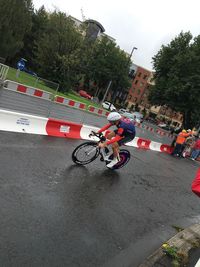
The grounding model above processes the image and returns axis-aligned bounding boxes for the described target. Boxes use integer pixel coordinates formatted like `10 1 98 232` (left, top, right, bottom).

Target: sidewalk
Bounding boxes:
138 224 200 267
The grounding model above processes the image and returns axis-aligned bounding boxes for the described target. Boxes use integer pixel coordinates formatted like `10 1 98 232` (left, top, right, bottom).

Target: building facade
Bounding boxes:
126 65 183 127
126 65 151 110
69 16 115 42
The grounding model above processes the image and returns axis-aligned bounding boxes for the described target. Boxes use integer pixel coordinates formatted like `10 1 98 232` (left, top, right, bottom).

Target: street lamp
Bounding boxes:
129 46 138 62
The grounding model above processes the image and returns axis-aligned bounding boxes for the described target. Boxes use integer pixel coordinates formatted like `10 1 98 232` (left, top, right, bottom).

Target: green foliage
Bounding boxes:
0 0 33 59
35 11 84 91
87 37 131 97
149 32 200 127
16 5 49 68
1 3 131 97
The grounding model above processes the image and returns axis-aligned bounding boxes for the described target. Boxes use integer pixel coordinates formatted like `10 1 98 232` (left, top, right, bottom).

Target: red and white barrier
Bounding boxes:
0 109 48 135
4 80 53 100
88 105 109 117
54 96 86 110
0 109 173 154
134 121 173 138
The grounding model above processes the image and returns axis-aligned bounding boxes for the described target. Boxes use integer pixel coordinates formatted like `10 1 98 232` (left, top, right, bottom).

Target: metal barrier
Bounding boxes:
88 105 109 117
3 80 53 100
0 63 9 82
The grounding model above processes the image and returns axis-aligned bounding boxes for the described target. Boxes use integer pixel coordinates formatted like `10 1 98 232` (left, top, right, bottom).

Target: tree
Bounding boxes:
87 37 131 101
16 5 49 69
0 0 33 60
149 32 200 128
35 11 84 90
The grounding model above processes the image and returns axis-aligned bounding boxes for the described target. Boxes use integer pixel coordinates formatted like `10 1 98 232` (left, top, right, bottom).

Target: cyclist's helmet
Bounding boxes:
107 112 122 122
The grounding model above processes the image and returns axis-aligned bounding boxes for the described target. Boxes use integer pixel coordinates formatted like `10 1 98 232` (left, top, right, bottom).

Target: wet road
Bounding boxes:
0 131 199 267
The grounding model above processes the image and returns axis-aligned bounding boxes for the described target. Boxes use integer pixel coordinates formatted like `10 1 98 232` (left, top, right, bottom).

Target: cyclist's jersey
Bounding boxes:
98 118 135 145
116 118 136 137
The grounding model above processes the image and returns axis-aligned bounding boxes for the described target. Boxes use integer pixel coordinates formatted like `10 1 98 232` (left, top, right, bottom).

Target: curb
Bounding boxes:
138 224 200 267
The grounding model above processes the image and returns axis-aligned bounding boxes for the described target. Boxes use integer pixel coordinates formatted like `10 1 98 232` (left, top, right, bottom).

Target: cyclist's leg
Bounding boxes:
106 131 119 157
117 133 135 146
111 142 120 158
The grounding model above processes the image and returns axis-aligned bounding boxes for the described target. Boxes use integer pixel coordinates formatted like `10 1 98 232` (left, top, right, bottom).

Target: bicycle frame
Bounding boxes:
89 131 112 162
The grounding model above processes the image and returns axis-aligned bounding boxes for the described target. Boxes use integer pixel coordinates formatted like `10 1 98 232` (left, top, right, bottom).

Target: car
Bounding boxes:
122 111 135 121
146 117 157 124
158 122 174 131
158 122 167 128
78 90 92 99
118 108 129 114
132 112 144 123
102 101 116 111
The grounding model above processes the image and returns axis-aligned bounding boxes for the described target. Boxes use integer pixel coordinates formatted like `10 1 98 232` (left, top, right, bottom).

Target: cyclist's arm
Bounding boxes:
98 123 112 133
106 135 123 145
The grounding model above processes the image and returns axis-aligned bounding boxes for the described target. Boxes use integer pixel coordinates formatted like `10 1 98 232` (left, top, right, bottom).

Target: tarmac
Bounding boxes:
138 224 200 267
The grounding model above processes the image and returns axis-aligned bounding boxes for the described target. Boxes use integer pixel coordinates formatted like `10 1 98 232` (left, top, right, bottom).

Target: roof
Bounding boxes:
85 19 105 32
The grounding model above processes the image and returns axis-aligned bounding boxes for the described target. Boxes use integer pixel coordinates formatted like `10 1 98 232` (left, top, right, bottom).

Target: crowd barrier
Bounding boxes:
88 105 109 117
0 109 173 154
134 121 173 138
0 109 48 135
2 80 175 139
54 96 86 110
3 80 53 100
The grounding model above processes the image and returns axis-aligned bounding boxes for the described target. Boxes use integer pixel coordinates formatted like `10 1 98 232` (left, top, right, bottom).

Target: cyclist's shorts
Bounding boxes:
114 130 135 146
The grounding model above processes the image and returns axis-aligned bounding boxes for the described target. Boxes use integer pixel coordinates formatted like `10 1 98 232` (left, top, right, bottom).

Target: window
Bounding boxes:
135 80 138 84
143 74 147 80
137 89 141 95
138 72 141 77
140 82 144 87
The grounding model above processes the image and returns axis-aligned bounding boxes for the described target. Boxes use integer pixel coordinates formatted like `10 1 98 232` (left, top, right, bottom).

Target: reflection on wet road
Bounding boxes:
0 131 199 267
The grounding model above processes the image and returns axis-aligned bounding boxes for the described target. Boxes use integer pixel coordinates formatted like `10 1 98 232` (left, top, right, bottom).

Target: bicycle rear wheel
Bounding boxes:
106 149 131 170
72 142 100 165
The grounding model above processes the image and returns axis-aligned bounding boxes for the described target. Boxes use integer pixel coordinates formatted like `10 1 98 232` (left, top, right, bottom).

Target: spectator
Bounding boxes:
191 168 200 197
182 134 196 158
171 129 192 157
190 137 200 160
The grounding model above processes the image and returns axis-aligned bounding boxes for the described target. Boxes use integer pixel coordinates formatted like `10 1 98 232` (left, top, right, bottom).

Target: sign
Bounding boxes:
60 125 70 133
16 118 30 126
17 59 25 71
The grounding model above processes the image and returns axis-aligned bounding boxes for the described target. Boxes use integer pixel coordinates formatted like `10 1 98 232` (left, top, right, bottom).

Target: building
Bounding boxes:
69 16 115 42
126 65 183 127
126 65 151 110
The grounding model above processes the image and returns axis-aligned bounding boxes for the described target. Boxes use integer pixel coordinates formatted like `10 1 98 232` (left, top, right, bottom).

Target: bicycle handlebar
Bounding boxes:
89 131 102 138
89 131 106 142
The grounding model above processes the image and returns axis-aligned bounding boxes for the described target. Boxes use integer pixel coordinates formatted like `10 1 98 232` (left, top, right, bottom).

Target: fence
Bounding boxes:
0 63 9 82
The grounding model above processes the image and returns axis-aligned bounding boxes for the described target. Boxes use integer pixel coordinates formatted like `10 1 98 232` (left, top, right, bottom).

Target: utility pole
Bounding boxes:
101 80 112 103
129 47 137 63
120 46 138 106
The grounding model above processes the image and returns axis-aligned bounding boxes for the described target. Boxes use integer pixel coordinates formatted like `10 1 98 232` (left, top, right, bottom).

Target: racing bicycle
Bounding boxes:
72 131 131 170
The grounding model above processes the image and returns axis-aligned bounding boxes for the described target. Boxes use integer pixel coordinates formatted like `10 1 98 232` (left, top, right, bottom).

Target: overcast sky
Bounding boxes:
32 0 200 71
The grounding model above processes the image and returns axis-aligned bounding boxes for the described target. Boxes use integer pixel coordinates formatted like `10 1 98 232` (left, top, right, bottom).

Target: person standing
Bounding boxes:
190 137 200 160
171 129 192 157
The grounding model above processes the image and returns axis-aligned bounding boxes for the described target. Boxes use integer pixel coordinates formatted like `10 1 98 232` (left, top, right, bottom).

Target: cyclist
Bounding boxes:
97 112 136 168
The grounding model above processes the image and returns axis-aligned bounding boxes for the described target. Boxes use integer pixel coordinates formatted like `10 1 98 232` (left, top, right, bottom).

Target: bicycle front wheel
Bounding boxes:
72 142 100 165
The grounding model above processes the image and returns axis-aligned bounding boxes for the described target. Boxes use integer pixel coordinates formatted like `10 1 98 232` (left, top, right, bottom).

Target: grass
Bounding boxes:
6 67 103 109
